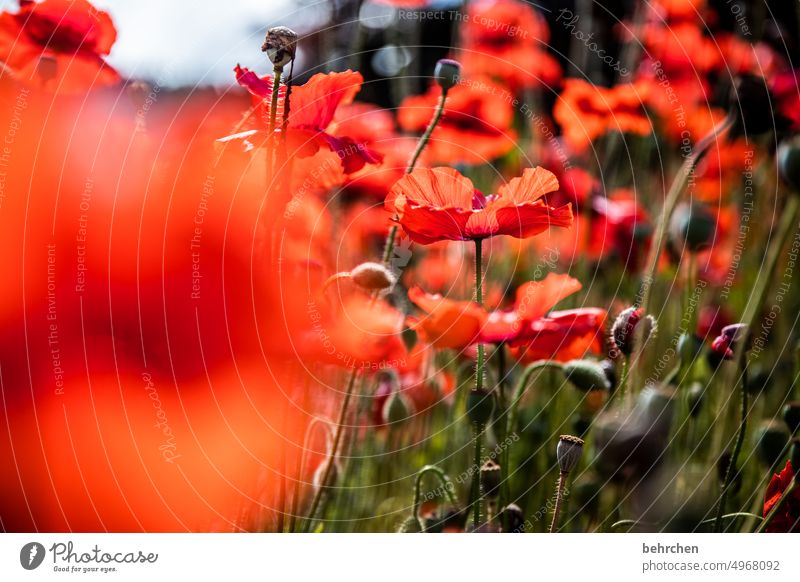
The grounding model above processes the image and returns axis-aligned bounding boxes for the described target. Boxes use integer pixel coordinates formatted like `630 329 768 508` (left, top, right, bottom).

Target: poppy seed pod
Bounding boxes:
563 359 611 392
350 261 396 291
777 135 800 192
466 388 494 426
669 202 716 253
783 402 800 435
480 459 502 500
611 307 657 356
600 358 617 391
753 420 790 468
556 434 584 474
499 503 525 532
262 26 298 68
434 58 461 91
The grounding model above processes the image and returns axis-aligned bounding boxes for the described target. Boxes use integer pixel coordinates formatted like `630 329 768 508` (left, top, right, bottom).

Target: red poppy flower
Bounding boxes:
510 308 608 362
386 166 572 244
407 287 487 351
398 77 517 164
554 79 652 152
589 190 652 272
763 460 800 532
222 66 383 173
459 0 561 91
772 69 800 131
0 0 119 91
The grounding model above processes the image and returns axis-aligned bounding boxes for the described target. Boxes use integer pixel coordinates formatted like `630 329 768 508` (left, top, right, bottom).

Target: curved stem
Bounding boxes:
413 465 458 532
302 369 359 532
756 478 799 533
549 472 568 533
265 65 284 188
713 365 749 532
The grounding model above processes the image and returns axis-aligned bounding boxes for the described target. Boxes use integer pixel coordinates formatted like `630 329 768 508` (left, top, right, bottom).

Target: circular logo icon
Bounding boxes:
20 542 46 570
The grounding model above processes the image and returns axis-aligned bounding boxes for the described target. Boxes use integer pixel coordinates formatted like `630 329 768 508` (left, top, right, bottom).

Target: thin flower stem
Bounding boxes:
713 365 749 532
755 478 799 533
549 471 568 533
413 465 458 532
266 65 284 188
381 88 450 268
302 369 359 533
469 238 485 529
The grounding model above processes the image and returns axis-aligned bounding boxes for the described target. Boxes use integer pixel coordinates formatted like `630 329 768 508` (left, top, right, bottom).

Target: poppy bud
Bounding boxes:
777 135 800 192
262 26 298 68
480 459 501 500
563 359 611 392
350 261 396 291
425 508 467 533
466 388 494 426
791 439 800 478
710 323 748 361
753 420 790 468
382 390 412 425
499 503 525 532
600 358 617 391
687 382 705 418
312 459 340 492
669 202 716 253
783 401 800 435
556 434 584 474
434 58 461 91
728 74 787 137
677 333 703 365
611 307 657 356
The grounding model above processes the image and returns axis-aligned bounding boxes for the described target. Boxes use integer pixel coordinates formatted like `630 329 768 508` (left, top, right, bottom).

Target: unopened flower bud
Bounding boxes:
687 381 705 418
563 359 611 392
677 333 703 364
791 439 800 478
556 434 584 474
777 135 800 192
611 307 657 356
262 26 298 68
466 388 494 426
669 202 716 253
783 401 800 435
600 358 617 391
434 58 461 91
753 420 789 468
382 389 412 425
350 261 396 291
480 459 501 500
312 459 340 492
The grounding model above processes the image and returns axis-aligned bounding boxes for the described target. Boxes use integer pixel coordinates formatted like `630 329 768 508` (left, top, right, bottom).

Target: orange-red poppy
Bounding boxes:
224 66 383 173
763 460 800 532
0 0 119 91
407 287 487 351
554 79 652 153
398 77 517 164
386 166 572 244
510 308 607 362
459 0 561 91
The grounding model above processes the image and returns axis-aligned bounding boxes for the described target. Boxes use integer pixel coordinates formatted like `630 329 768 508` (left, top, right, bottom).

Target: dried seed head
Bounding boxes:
434 58 461 91
563 359 611 392
611 307 657 356
480 459 501 500
556 434 584 474
262 26 298 68
350 261 396 291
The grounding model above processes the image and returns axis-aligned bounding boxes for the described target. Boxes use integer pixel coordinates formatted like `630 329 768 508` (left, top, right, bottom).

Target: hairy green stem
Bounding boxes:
469 238 485 529
549 472 568 533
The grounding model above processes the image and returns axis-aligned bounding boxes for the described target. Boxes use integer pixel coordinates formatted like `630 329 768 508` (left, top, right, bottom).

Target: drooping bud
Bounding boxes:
262 26 298 68
312 459 340 492
382 389 412 425
777 135 800 192
753 420 790 468
710 323 749 361
434 58 461 91
350 261 396 291
611 307 657 356
677 333 703 365
783 401 800 435
687 381 705 418
480 459 501 500
556 434 584 474
563 359 611 392
466 388 494 426
600 358 617 391
669 202 716 253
